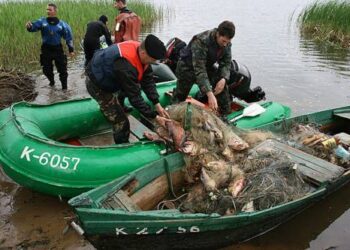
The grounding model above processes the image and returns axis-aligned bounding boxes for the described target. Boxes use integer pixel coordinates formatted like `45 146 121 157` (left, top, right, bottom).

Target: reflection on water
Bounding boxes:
1 0 350 249
146 0 350 116
222 182 350 250
300 38 350 78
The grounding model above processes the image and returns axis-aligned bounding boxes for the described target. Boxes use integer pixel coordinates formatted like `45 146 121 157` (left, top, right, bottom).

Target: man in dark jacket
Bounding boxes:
83 15 113 67
172 21 235 115
85 34 169 144
26 3 74 90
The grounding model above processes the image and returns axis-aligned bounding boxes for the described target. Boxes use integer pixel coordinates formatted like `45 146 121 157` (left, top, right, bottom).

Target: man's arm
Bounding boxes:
139 66 159 106
102 24 113 46
62 22 74 54
218 44 232 81
114 60 158 119
26 17 44 32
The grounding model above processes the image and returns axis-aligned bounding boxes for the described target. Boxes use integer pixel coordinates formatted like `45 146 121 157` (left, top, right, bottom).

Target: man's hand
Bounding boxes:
155 103 170 118
155 115 171 128
213 78 226 95
69 52 75 58
26 21 32 29
207 91 218 111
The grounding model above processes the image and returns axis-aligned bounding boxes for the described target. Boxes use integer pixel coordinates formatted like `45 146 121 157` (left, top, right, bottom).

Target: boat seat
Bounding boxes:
333 109 350 121
101 190 140 212
254 139 345 186
128 114 153 141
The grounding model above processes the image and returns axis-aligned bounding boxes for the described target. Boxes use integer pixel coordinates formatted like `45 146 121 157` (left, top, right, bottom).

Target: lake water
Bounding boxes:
1 0 350 249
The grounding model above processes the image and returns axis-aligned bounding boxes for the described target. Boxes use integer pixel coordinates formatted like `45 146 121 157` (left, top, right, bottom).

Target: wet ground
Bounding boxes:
0 59 95 250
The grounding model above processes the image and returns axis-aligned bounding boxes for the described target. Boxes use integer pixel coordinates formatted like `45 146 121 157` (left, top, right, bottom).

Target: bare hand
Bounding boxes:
155 103 170 118
155 115 171 128
207 91 218 111
213 78 226 95
26 21 32 29
69 52 75 58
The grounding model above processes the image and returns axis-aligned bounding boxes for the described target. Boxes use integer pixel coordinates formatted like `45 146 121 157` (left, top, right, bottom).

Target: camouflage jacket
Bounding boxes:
180 28 232 93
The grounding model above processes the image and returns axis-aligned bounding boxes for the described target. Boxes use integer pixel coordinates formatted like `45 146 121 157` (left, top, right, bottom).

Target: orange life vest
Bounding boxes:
115 12 142 43
118 41 146 81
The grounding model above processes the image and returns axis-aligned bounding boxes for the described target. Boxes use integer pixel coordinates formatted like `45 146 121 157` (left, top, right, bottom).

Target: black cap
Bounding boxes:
144 34 166 60
99 15 108 24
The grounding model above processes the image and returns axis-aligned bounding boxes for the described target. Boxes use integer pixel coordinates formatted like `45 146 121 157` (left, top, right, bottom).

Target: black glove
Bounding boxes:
243 86 266 103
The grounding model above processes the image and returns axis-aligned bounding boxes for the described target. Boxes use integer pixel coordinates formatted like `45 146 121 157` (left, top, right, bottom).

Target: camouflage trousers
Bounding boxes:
172 61 231 115
85 76 130 144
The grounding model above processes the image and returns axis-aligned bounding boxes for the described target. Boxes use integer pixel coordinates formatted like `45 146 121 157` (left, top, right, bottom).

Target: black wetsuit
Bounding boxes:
83 21 112 66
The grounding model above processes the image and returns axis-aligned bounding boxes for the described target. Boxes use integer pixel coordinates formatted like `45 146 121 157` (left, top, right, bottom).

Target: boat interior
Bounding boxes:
97 139 347 213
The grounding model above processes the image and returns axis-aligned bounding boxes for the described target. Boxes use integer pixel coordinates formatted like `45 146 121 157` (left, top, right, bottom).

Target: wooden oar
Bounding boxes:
229 103 266 122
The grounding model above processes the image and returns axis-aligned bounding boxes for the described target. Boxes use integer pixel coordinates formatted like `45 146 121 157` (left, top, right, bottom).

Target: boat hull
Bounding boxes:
68 106 350 249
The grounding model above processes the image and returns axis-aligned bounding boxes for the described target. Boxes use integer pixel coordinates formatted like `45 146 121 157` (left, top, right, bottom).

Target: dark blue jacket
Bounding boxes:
27 17 74 52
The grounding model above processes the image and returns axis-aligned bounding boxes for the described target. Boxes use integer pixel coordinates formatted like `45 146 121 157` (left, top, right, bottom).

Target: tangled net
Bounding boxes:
154 103 312 215
0 68 37 110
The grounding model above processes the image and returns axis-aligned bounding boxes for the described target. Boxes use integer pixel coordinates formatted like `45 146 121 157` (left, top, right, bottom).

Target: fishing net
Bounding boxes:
235 157 310 211
0 68 37 110
154 104 315 215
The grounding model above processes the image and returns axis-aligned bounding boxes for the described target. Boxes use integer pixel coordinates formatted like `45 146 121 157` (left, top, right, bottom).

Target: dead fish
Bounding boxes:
165 120 186 150
204 161 231 189
228 177 245 197
181 141 208 156
222 147 235 161
143 131 166 143
154 120 186 151
200 168 217 192
241 201 254 212
227 136 249 151
203 120 223 141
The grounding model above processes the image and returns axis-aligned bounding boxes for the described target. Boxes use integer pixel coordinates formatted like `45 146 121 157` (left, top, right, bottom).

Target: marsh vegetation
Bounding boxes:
0 0 164 71
299 1 350 48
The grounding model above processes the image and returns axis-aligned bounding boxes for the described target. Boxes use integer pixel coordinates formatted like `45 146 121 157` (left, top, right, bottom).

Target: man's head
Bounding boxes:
99 15 108 25
139 34 166 65
216 20 235 48
46 3 57 17
114 0 126 10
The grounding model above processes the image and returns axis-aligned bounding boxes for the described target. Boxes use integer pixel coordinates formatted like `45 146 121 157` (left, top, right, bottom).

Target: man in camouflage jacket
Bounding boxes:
172 21 235 115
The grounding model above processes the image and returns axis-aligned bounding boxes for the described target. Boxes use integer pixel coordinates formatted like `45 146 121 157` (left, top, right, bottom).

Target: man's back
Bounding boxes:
84 21 110 44
114 7 141 43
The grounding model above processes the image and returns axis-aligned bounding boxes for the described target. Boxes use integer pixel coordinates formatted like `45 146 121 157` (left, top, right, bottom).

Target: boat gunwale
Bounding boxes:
8 98 164 149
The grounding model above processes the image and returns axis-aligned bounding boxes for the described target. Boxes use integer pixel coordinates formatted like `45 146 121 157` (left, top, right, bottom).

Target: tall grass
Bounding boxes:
0 0 163 71
298 1 350 47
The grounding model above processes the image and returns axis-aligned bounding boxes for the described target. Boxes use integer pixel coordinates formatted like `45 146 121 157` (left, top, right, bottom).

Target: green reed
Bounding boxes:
0 0 163 71
298 1 350 47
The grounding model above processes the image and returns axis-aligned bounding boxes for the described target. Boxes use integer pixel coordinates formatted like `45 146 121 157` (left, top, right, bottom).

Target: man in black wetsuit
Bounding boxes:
83 15 113 67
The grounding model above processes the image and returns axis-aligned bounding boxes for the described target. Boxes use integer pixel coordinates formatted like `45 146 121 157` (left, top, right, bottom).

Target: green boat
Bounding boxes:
68 105 350 250
0 79 290 198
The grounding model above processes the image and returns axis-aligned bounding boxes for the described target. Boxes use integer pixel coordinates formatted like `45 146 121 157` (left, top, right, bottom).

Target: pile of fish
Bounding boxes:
144 103 249 214
144 103 308 215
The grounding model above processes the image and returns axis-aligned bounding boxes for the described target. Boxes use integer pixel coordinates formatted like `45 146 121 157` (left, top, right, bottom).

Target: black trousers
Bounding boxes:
40 44 68 89
83 40 99 67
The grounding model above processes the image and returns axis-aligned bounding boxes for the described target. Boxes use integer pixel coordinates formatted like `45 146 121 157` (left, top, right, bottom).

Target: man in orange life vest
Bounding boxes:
113 0 141 43
85 34 170 144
